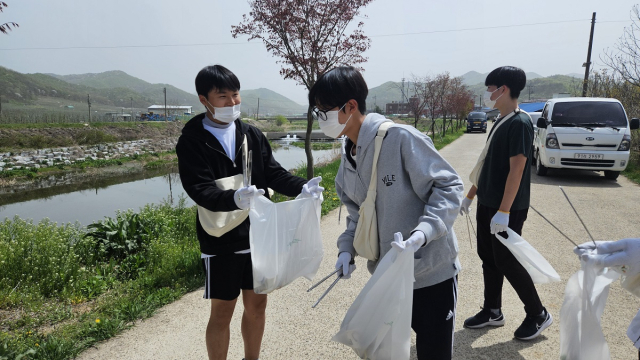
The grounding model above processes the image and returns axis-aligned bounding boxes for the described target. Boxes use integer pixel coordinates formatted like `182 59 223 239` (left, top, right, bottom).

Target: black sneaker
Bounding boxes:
463 308 505 329
514 308 553 340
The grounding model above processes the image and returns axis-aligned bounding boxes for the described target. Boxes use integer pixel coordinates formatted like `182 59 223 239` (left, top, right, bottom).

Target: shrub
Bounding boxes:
73 129 116 145
274 115 288 127
85 211 159 262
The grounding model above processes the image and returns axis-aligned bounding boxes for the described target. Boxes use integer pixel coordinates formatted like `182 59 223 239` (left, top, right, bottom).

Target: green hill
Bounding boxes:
0 67 307 117
461 71 543 87
366 81 407 111
0 66 152 109
467 74 582 102
239 88 306 117
49 71 202 108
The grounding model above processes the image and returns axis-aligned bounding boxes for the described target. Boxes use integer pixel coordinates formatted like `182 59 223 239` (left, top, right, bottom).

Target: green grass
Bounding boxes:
623 159 640 184
0 121 181 130
432 126 467 150
289 141 340 151
0 123 466 359
0 200 202 359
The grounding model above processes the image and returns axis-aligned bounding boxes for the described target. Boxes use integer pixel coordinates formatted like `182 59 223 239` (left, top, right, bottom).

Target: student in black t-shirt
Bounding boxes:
458 66 552 341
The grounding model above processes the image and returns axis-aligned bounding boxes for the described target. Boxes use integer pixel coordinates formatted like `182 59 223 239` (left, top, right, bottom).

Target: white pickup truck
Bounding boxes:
533 97 639 180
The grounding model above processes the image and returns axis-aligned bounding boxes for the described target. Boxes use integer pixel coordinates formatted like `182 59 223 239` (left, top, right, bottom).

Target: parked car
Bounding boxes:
466 112 487 133
533 97 640 180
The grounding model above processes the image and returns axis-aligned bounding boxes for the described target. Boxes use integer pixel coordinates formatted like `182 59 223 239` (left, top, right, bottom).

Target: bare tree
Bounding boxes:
231 0 373 179
0 2 19 34
602 5 640 87
407 74 428 128
434 73 451 138
443 77 472 133
423 75 441 137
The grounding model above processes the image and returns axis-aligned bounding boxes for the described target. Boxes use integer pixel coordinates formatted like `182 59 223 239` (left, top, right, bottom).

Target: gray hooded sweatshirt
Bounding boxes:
336 113 464 289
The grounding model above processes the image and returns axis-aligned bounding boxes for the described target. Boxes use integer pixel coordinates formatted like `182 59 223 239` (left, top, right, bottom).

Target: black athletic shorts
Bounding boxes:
201 253 254 301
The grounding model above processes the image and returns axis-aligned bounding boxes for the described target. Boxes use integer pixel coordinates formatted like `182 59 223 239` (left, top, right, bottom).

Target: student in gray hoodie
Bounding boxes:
308 66 464 359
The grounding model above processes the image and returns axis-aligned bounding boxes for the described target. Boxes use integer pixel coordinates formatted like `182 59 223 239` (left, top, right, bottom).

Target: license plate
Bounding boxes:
474 122 480 124
574 153 604 160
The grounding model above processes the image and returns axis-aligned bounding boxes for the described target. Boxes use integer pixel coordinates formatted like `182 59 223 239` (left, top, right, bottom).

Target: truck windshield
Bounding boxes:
468 114 486 120
551 102 627 127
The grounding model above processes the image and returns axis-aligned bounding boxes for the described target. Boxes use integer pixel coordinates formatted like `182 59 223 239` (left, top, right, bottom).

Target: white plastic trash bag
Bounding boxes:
559 255 620 360
495 228 560 284
333 248 414 360
249 194 323 294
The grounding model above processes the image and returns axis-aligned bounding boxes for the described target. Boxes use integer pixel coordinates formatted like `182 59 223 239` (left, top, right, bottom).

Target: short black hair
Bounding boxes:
308 66 368 114
195 65 241 97
484 66 526 99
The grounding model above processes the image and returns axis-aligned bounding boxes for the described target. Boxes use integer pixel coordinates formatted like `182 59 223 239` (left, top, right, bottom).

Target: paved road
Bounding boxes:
78 125 640 359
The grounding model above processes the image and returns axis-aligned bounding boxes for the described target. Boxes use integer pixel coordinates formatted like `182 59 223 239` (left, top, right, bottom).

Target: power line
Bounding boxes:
370 19 591 37
0 19 630 51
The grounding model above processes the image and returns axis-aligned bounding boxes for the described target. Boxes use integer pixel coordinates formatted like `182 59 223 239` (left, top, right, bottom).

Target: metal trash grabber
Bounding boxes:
559 186 597 249
307 260 354 308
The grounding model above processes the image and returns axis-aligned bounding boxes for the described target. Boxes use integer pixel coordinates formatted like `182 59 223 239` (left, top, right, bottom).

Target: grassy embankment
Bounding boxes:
0 125 465 360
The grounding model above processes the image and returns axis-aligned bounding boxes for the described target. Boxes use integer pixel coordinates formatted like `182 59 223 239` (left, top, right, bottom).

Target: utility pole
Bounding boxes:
163 87 168 121
130 97 133 121
87 94 92 122
582 12 596 97
0 94 3 117
256 98 260 120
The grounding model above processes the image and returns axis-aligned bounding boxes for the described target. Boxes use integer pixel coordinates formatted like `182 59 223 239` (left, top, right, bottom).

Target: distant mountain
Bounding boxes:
467 74 582 102
239 88 306 117
49 70 201 108
1 67 306 116
0 66 153 109
366 73 582 110
565 73 584 79
460 71 543 86
366 81 405 111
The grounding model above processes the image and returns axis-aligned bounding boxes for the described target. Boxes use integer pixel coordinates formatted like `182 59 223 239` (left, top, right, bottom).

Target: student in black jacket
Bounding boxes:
176 65 323 360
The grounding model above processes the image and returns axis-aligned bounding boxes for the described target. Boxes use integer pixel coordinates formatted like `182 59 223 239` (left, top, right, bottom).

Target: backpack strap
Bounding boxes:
367 121 393 194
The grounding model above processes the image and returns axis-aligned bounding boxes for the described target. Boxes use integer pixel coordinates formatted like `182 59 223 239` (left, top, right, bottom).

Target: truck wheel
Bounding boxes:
604 170 620 180
536 153 548 176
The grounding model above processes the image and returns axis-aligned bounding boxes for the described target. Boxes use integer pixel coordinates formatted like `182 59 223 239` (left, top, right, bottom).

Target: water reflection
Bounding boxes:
0 167 192 226
0 143 341 225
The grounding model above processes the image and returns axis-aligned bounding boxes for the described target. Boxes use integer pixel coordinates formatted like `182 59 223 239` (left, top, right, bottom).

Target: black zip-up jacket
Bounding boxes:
176 113 306 255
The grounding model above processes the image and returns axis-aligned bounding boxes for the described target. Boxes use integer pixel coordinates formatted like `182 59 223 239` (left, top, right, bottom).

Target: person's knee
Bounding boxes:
243 292 267 315
209 299 237 326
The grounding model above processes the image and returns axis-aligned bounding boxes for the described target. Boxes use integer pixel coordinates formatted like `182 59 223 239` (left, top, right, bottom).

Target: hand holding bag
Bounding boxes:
332 248 414 360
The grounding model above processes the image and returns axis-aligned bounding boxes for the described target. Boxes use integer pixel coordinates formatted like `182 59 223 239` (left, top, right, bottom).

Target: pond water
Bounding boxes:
0 142 340 225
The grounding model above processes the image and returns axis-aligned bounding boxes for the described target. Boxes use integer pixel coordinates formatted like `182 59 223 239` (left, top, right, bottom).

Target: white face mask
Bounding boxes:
483 87 504 109
317 103 352 138
206 100 241 123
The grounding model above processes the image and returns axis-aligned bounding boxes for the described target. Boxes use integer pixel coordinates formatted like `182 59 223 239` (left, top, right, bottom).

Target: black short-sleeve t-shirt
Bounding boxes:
477 111 534 211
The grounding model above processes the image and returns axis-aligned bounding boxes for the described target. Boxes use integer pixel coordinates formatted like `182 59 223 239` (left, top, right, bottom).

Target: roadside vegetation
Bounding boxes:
0 118 465 360
0 150 178 184
0 121 182 151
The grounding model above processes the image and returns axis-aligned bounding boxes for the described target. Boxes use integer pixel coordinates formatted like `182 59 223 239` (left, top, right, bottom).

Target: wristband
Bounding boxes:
497 210 510 214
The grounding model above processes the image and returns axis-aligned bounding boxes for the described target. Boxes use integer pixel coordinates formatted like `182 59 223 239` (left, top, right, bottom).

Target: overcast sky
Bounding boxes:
1 0 638 104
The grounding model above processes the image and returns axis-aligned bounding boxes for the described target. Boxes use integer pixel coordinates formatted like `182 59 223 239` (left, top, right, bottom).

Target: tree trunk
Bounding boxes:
305 105 315 180
431 118 435 137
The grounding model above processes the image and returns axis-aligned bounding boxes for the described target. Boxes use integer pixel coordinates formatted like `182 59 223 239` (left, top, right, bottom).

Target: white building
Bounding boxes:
147 105 193 115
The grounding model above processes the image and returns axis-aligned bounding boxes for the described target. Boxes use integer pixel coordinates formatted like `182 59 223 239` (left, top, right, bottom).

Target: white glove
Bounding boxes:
578 238 640 277
490 211 509 234
391 231 426 253
300 176 324 199
459 196 473 215
335 252 356 279
234 185 265 210
572 241 609 256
